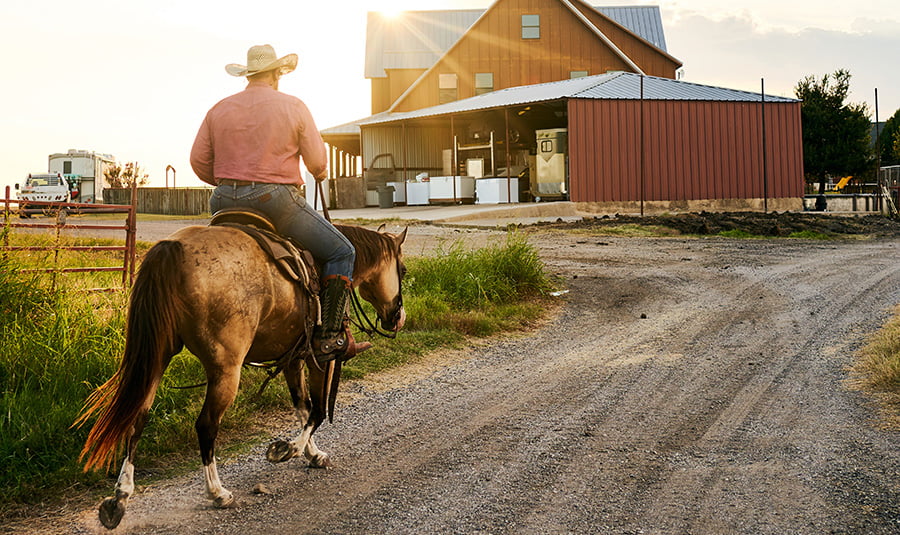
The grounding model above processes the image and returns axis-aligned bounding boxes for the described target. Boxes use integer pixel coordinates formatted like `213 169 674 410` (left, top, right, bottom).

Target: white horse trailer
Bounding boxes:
48 149 115 203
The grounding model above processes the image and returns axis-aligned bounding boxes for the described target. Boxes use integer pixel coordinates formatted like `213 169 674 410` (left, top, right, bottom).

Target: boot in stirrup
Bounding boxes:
313 275 372 364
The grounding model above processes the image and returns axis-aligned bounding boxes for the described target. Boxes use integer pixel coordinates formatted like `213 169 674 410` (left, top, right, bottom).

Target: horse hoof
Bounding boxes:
98 497 126 530
266 440 296 463
213 492 236 509
308 454 332 469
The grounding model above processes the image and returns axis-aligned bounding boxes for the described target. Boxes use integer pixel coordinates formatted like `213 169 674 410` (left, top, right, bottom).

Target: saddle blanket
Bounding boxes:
217 222 320 295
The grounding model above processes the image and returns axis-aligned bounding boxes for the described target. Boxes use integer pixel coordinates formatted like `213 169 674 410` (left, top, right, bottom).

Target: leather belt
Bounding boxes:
217 178 257 187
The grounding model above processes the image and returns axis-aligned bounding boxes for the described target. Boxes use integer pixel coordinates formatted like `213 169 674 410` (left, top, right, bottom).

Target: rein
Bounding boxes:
349 289 399 339
314 178 331 222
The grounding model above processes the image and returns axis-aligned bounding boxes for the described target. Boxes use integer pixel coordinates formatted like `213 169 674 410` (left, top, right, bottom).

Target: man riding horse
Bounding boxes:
77 45 406 529
190 44 369 364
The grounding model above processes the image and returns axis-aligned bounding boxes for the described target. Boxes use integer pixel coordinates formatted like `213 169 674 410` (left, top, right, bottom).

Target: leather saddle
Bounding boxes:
210 208 319 294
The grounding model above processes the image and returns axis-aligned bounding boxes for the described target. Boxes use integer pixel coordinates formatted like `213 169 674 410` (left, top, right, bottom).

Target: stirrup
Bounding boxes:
313 327 372 365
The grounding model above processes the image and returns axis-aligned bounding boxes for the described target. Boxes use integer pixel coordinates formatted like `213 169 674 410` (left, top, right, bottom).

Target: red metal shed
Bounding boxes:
568 75 803 211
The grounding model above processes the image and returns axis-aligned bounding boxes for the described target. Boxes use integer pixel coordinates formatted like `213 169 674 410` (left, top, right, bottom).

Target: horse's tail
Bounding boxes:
75 240 186 472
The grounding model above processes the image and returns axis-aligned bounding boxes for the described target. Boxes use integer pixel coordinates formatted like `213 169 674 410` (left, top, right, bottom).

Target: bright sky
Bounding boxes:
1 0 897 193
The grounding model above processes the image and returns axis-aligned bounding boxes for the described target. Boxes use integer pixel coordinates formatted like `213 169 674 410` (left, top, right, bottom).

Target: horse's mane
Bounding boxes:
334 225 397 268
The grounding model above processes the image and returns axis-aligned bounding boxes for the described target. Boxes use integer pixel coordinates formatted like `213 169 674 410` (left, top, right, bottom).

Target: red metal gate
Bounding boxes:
2 184 137 291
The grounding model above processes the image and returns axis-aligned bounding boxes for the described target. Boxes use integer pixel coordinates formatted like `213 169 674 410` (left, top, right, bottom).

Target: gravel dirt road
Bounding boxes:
21 217 900 534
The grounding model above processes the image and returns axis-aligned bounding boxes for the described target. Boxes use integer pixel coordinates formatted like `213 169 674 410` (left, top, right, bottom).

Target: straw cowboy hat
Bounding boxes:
225 44 297 77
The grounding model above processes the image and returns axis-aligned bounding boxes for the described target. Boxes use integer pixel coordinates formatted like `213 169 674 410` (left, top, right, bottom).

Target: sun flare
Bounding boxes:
380 8 405 19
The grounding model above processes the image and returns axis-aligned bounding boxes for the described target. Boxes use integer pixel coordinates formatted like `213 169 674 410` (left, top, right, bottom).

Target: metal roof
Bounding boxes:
321 115 389 136
365 9 484 79
365 5 669 79
353 72 798 128
596 6 666 51
574 72 799 102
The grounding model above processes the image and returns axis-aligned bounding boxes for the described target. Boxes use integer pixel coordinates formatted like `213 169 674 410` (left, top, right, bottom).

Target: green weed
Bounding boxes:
567 224 681 238
717 229 762 239
787 230 833 240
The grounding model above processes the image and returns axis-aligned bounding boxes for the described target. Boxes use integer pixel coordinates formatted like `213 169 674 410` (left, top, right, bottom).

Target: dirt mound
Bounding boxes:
544 212 900 238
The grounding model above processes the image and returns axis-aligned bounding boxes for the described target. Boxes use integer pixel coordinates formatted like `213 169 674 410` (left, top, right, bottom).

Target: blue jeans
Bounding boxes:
210 183 355 279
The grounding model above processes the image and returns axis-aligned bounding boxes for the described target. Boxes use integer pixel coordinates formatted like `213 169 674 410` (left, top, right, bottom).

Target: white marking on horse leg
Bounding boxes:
288 425 314 458
99 458 134 529
114 458 135 501
202 460 234 508
266 424 314 463
304 436 330 467
304 436 321 458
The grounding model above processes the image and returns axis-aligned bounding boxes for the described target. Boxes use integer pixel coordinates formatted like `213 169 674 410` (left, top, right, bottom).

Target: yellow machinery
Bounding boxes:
834 176 853 191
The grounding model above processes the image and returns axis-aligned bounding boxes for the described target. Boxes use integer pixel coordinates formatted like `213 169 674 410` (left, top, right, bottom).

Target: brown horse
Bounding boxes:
76 222 407 529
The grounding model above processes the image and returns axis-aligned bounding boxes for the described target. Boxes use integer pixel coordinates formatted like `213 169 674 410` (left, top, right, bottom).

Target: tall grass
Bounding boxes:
0 229 555 511
848 305 900 429
401 232 552 329
0 253 287 511
0 255 124 501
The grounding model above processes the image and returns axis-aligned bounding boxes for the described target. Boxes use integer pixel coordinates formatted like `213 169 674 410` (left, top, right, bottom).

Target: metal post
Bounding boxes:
505 107 512 203
640 75 645 217
451 115 458 203
451 115 456 178
52 208 63 291
165 165 176 189
3 185 9 255
875 88 882 213
402 122 408 205
125 180 138 287
761 78 768 213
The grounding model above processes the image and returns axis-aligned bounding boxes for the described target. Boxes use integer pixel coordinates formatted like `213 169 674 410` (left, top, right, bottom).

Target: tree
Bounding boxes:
875 108 900 167
105 162 150 188
794 69 873 209
895 133 900 163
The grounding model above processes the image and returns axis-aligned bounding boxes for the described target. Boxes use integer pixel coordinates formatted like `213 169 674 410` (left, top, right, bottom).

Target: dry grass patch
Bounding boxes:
848 304 900 429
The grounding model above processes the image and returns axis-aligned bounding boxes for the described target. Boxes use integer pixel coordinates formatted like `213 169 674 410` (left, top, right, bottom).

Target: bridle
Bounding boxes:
348 257 403 339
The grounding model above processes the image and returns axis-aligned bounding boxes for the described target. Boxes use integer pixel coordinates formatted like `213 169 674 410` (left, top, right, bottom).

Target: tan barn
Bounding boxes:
322 1 804 213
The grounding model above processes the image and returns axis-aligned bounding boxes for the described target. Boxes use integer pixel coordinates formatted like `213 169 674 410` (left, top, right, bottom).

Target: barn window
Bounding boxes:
475 73 494 95
570 71 589 79
439 73 458 104
522 14 540 39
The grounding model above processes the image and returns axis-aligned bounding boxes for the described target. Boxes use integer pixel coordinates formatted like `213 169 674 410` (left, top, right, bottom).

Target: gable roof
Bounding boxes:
356 72 798 127
386 0 683 114
365 10 485 79
365 5 670 79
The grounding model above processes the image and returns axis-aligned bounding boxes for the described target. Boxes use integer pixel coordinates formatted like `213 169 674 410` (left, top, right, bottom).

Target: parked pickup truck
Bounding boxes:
15 173 80 216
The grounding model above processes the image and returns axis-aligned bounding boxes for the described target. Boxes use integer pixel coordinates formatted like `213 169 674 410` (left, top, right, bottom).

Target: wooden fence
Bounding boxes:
105 187 212 215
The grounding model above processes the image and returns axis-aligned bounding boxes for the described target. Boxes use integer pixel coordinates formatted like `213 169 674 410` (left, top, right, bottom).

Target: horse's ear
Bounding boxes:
395 227 408 246
377 223 387 233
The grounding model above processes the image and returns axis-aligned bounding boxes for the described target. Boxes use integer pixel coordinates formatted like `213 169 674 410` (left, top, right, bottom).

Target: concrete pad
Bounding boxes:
327 201 585 227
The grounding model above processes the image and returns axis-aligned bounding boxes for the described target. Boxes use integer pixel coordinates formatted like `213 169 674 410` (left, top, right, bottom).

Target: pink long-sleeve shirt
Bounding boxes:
190 81 328 187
